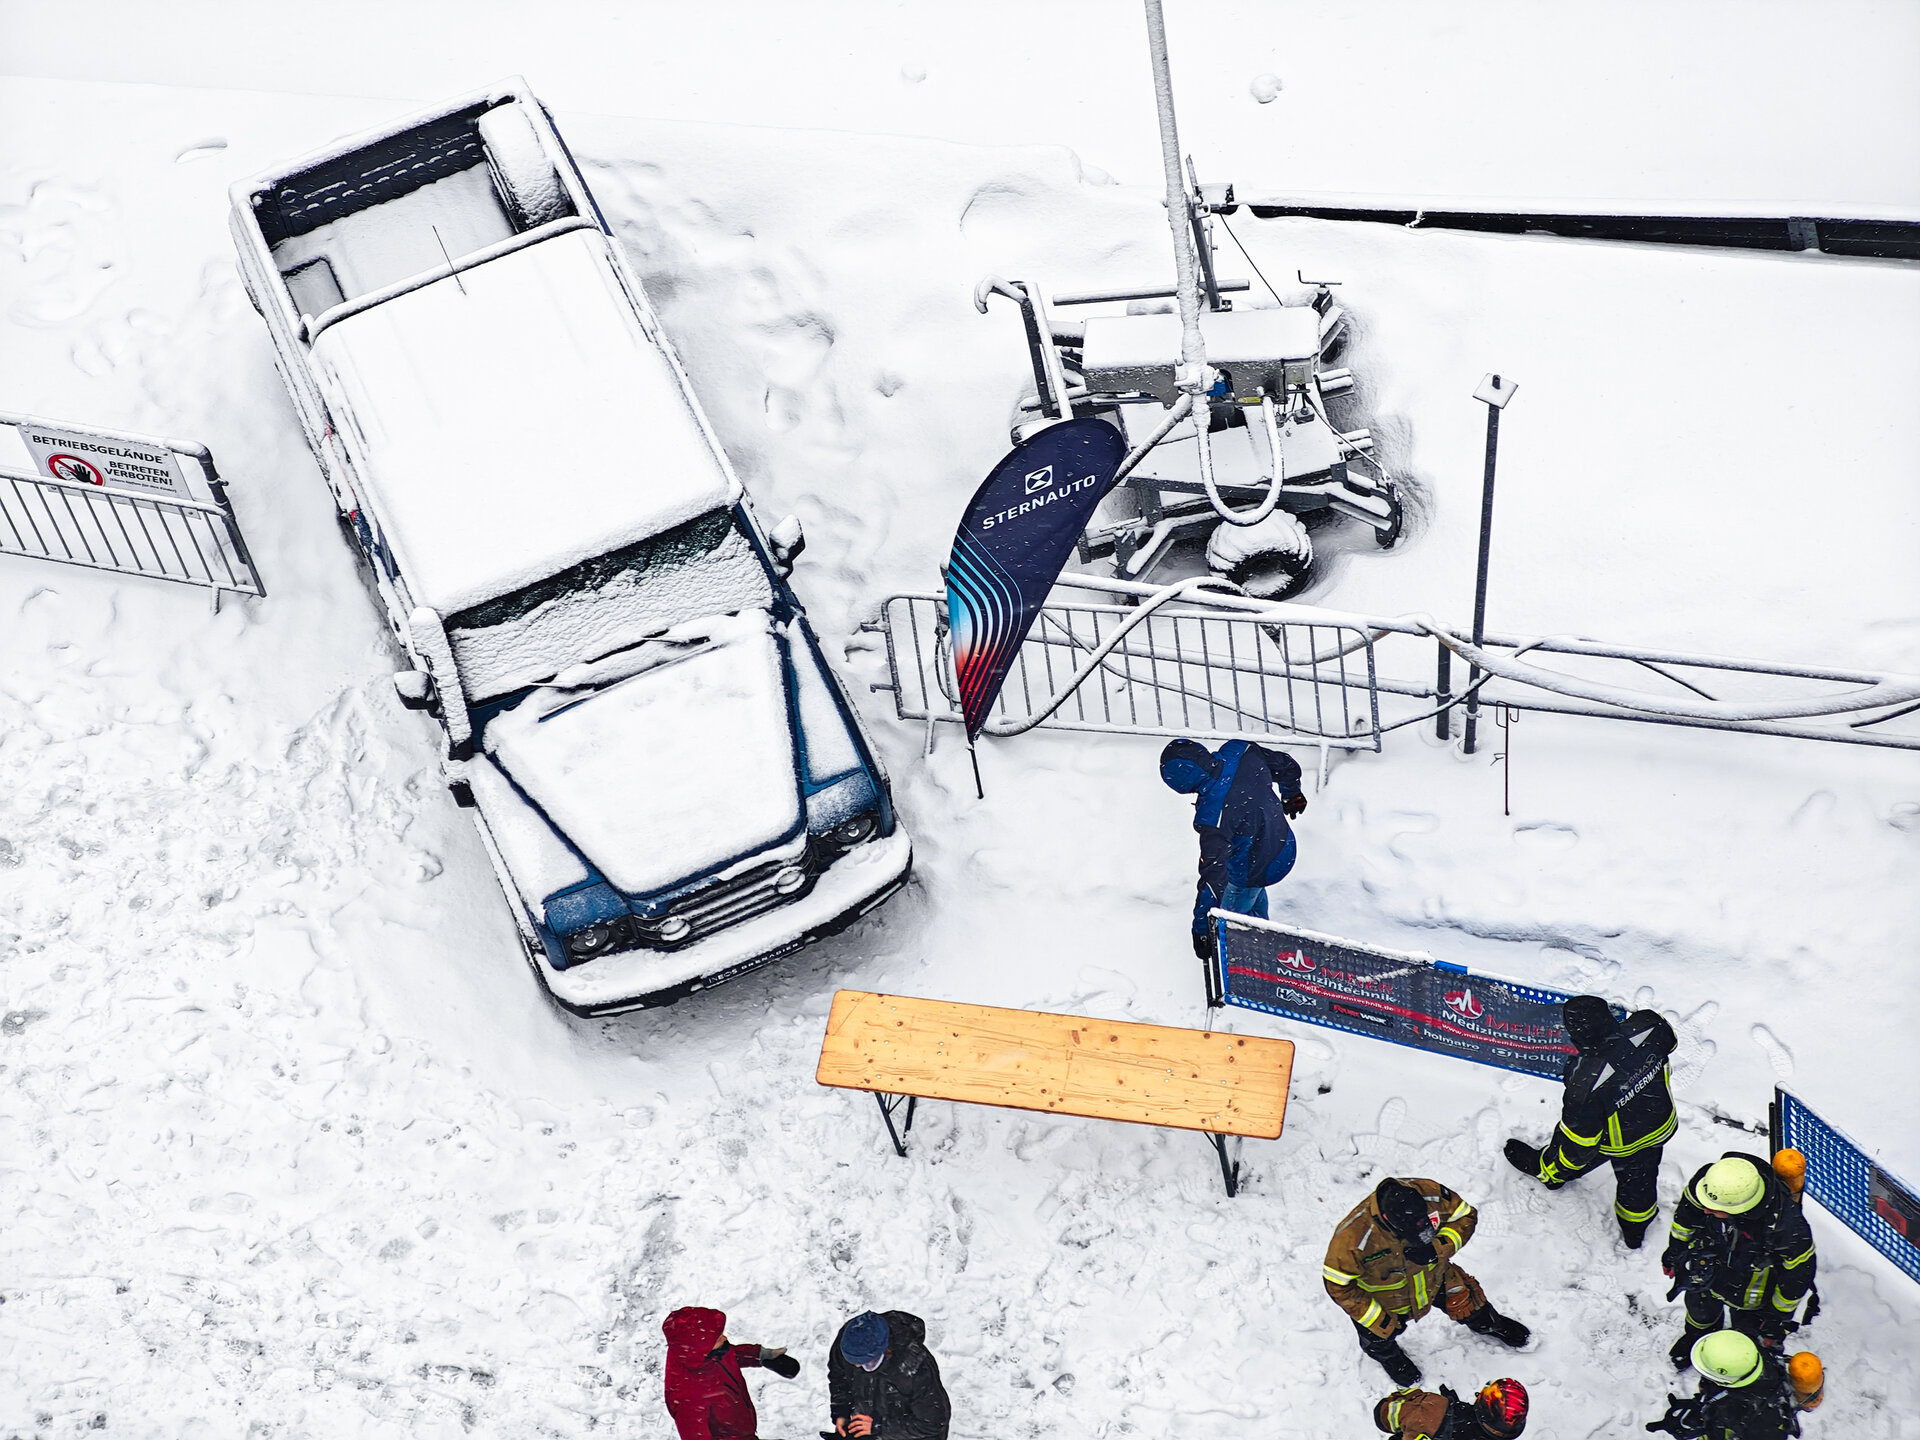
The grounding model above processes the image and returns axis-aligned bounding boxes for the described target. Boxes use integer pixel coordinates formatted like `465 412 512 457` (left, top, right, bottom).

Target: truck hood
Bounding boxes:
483 611 804 897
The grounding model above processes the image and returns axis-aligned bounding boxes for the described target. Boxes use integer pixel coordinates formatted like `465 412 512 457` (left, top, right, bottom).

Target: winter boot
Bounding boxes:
1669 1331 1697 1370
1465 1304 1531 1349
1619 1215 1652 1251
1503 1139 1543 1179
1356 1323 1422 1386
1376 1342 1422 1387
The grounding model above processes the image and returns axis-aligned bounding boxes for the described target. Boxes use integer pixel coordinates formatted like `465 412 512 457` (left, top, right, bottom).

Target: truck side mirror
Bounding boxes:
394 669 436 710
769 514 806 575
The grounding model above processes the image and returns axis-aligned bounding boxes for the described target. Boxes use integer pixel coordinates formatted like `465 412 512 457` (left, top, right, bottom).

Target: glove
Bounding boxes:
1404 1238 1438 1265
761 1346 800 1379
1191 931 1214 961
1645 1395 1705 1438
1283 793 1307 819
1659 1243 1683 1277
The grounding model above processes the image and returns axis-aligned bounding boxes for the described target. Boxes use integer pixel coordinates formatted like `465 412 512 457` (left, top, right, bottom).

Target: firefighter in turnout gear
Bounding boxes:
1662 1154 1818 1369
1324 1177 1532 1386
1375 1378 1529 1440
1645 1330 1822 1440
1504 995 1678 1248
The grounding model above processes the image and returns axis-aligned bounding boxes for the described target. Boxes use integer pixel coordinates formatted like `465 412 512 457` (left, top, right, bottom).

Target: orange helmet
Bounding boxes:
1475 1379 1529 1438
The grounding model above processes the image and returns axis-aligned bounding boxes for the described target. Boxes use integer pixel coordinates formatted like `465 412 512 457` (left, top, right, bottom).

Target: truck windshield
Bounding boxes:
446 509 774 702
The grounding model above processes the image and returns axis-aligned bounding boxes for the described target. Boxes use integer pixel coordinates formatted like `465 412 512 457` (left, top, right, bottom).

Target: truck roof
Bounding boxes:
310 226 741 615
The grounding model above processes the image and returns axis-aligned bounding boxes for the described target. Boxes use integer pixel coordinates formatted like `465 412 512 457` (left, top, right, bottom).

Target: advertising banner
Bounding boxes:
20 422 188 499
1775 1086 1920 1286
944 417 1126 739
1214 913 1581 1080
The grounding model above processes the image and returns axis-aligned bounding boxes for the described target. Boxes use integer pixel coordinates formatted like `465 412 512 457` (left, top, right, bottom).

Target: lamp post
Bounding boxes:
1463 372 1517 755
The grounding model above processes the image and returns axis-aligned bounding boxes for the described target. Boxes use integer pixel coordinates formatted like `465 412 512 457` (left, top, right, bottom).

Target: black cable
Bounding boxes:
1216 213 1287 305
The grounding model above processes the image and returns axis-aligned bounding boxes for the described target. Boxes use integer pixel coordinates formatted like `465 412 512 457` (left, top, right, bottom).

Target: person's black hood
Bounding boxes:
1562 995 1618 1051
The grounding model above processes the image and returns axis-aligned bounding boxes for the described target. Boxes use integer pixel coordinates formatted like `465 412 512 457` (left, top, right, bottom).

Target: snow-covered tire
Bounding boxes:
1375 483 1405 548
1205 511 1313 599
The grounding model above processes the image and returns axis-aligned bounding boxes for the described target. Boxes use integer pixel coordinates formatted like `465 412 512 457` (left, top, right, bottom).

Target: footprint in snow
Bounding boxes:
175 138 228 163
1376 1096 1407 1137
1512 821 1578 850
1750 1024 1795 1078
1669 1002 1718 1091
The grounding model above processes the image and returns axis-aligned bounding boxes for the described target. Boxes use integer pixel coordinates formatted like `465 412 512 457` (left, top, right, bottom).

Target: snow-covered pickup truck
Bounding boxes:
230 81 909 1015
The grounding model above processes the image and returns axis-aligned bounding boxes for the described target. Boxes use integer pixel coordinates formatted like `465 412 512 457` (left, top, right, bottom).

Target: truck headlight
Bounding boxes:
565 921 621 958
826 813 877 849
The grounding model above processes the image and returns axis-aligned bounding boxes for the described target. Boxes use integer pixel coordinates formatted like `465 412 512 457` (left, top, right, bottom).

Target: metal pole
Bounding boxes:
1142 0 1208 390
1463 401 1501 755
1435 640 1452 740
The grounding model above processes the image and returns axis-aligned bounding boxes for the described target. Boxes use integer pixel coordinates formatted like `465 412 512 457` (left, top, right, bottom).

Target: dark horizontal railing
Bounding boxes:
1244 202 1920 261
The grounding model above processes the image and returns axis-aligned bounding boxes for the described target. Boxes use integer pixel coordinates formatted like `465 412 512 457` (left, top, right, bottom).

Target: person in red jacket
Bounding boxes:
663 1305 801 1440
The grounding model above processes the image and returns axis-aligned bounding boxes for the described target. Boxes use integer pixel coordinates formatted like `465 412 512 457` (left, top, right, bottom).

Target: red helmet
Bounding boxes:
1475 1379 1528 1438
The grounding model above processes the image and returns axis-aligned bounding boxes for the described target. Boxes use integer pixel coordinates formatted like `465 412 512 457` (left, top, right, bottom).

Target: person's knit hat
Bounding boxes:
839 1311 890 1369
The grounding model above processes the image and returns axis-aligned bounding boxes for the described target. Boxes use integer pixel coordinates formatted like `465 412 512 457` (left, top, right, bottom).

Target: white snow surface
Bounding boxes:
311 226 740 615
485 612 802 898
2 26 1919 1440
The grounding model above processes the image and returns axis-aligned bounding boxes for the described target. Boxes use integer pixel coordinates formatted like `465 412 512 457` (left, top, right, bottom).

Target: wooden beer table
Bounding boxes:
814 990 1293 1195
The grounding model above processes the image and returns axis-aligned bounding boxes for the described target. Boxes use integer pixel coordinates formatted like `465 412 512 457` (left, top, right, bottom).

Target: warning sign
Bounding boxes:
21 424 187 498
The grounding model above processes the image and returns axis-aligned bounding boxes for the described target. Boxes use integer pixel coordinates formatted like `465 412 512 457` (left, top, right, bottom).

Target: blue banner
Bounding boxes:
1213 913 1583 1080
945 418 1126 739
1775 1086 1920 1287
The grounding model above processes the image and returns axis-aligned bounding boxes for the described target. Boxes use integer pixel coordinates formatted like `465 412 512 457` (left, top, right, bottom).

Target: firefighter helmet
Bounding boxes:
1695 1157 1765 1214
1692 1330 1765 1388
1474 1378 1529 1437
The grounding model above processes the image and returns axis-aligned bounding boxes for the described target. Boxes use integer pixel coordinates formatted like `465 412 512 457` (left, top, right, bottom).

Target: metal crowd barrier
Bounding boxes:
1774 1086 1920 1287
0 414 263 607
867 590 1383 756
870 574 1920 757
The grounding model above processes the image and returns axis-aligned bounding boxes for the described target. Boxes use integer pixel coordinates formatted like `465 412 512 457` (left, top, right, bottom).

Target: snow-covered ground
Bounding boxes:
3 9 1919 1437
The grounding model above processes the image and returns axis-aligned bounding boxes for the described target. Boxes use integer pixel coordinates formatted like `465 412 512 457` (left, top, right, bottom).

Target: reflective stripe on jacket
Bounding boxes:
1545 1009 1678 1180
1373 1387 1453 1439
1668 1153 1817 1314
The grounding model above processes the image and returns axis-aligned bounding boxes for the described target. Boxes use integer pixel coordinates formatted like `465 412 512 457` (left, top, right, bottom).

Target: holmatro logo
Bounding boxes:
1443 988 1484 1019
1024 465 1054 494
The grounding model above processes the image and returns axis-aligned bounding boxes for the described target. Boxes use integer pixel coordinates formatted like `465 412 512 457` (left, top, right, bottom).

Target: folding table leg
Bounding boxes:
1208 1133 1240 1197
875 1092 917 1157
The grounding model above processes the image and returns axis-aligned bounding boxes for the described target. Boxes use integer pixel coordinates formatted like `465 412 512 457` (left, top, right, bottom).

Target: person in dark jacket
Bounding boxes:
663 1305 800 1440
1504 996 1679 1248
1661 1154 1818 1369
828 1310 950 1440
1645 1330 1814 1440
1160 738 1306 959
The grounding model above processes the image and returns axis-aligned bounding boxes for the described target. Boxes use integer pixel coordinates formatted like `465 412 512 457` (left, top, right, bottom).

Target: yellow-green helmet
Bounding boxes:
1692 1330 1765 1387
1695 1157 1766 1214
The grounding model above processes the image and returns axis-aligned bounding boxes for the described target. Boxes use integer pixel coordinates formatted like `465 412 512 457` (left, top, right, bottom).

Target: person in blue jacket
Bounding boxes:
1160 738 1307 958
